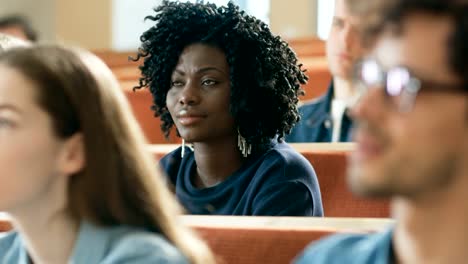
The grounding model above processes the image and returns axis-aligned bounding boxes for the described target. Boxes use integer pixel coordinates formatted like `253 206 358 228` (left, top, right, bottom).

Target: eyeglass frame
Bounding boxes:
352 58 466 113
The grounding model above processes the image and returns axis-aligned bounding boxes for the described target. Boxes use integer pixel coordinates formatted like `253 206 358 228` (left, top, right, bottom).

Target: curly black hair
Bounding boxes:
133 0 308 149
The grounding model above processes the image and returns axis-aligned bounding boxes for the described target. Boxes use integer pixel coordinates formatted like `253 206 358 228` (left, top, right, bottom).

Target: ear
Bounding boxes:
58 133 86 176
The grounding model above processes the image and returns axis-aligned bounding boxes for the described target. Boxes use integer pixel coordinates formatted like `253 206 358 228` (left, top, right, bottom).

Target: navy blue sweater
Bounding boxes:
160 141 323 216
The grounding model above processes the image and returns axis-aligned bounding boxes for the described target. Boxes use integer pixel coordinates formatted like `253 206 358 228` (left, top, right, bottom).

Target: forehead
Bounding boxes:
373 13 459 83
176 43 228 68
0 65 37 107
334 0 359 22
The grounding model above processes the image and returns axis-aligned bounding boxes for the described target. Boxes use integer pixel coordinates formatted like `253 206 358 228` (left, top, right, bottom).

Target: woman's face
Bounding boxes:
0 65 75 214
166 43 236 143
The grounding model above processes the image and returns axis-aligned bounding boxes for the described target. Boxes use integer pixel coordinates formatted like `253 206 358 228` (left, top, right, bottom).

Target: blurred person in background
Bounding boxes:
0 15 37 42
287 0 366 143
0 33 29 51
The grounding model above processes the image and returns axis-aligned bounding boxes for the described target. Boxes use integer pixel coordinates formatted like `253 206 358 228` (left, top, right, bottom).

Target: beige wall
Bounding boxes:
270 0 317 39
1 0 319 50
56 0 112 50
0 0 111 49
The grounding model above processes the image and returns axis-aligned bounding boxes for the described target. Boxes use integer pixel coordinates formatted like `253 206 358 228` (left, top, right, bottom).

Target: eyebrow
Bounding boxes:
0 104 23 114
397 64 444 84
332 16 344 22
174 67 227 76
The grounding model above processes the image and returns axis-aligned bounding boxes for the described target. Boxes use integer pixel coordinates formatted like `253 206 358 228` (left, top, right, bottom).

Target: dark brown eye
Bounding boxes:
202 79 217 86
171 81 184 88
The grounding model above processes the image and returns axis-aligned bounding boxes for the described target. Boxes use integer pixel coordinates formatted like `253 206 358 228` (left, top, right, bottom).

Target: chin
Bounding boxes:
180 134 204 144
332 70 351 81
347 160 394 198
178 131 198 143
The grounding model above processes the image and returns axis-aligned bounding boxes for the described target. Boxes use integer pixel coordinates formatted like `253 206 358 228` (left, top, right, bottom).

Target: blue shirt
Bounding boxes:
0 220 188 264
294 227 395 264
160 141 323 216
286 82 353 143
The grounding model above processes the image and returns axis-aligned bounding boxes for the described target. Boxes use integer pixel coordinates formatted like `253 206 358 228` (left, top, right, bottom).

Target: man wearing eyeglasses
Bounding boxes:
286 0 365 143
295 0 468 263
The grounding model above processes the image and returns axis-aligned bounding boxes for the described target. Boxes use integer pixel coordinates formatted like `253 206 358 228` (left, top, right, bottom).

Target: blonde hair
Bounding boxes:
0 45 216 264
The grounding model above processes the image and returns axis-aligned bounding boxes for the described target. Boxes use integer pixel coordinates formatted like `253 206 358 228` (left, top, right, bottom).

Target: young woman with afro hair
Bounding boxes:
134 0 323 216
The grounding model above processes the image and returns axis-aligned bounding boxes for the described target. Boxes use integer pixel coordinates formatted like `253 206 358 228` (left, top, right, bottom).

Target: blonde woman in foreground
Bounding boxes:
0 45 215 264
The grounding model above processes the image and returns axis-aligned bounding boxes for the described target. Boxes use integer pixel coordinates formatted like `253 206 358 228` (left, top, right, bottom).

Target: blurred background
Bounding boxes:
0 0 335 51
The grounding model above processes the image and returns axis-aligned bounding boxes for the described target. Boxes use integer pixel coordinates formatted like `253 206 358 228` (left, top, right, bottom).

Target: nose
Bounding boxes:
349 85 386 123
342 24 357 51
179 82 200 106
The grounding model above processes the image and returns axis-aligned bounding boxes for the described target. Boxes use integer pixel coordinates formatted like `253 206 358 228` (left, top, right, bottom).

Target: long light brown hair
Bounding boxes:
0 45 215 264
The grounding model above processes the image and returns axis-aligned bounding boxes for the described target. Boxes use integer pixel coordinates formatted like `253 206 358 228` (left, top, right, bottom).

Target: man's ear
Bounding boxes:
58 133 86 176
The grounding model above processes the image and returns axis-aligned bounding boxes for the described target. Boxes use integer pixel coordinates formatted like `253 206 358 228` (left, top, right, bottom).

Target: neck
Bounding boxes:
9 177 78 264
392 161 468 264
193 135 244 188
333 77 355 100
13 213 78 264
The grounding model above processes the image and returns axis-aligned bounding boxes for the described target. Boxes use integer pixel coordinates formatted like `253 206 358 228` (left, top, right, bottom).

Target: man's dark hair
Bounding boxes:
367 0 468 88
133 1 307 149
0 15 37 42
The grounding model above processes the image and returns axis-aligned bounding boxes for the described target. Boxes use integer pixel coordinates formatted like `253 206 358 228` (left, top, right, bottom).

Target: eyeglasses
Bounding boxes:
353 59 466 112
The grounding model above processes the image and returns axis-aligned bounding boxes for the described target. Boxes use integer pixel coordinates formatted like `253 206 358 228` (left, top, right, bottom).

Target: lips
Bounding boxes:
176 109 206 126
178 116 205 125
338 53 352 61
354 129 384 162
